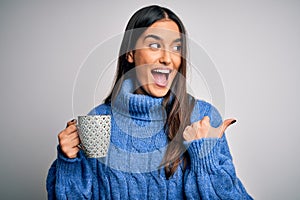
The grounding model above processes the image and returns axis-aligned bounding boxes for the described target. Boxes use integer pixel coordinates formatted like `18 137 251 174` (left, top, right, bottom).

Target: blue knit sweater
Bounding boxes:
46 79 253 199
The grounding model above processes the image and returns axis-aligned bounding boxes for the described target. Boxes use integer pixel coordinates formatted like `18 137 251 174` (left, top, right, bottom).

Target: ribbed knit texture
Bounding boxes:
46 79 253 200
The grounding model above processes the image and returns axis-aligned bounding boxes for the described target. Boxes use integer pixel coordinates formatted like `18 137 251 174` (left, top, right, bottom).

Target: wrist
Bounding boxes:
57 145 82 163
184 138 220 173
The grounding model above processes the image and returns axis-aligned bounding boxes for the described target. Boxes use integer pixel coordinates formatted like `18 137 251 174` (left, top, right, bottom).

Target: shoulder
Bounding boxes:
88 103 111 115
191 99 223 128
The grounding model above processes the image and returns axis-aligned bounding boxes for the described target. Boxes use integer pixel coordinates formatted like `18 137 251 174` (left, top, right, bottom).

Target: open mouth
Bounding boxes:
151 68 172 87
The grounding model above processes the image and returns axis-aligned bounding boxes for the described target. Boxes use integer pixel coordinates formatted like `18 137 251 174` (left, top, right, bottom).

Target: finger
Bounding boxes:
183 126 195 141
183 126 191 141
61 131 80 146
200 116 210 127
69 136 81 147
219 118 236 138
60 136 80 153
68 131 80 141
65 146 80 158
198 117 210 138
191 121 200 132
65 124 78 134
66 119 77 128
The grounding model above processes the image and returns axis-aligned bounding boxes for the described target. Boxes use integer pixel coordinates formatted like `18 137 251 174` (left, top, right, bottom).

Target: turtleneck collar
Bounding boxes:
111 79 167 121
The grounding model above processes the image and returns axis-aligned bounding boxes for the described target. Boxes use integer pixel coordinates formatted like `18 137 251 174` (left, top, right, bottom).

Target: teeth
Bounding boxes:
152 69 171 74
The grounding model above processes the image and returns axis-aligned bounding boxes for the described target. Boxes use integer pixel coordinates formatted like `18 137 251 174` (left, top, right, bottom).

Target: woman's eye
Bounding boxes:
149 43 160 49
173 45 182 52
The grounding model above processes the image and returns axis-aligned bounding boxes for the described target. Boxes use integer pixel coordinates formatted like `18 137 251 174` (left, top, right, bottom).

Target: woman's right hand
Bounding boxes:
58 119 81 158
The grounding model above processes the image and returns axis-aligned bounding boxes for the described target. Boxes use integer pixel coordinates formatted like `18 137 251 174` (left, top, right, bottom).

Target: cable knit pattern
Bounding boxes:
46 79 253 199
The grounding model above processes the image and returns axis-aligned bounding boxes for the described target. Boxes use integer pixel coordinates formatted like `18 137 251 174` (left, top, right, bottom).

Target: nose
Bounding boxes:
159 49 171 66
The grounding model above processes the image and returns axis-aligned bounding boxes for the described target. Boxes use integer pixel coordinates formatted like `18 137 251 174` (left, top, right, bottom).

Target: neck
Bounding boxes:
134 86 147 95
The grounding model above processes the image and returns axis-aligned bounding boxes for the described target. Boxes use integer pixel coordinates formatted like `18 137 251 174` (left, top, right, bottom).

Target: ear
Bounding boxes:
126 51 134 63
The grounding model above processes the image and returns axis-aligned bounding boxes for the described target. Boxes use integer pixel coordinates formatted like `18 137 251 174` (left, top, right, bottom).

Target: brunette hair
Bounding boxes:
104 5 195 179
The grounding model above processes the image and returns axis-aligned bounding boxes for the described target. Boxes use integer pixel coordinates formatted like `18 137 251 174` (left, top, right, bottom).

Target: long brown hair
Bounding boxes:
104 5 195 179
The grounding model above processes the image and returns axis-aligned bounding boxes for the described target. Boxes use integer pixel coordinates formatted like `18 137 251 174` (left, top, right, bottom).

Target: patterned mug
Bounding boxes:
77 115 111 158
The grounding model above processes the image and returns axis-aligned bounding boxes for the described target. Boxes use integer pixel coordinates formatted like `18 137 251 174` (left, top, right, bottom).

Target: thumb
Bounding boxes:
218 119 236 138
66 119 77 128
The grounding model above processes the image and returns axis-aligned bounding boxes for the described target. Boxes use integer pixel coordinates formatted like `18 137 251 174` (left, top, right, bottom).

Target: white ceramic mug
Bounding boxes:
77 115 111 158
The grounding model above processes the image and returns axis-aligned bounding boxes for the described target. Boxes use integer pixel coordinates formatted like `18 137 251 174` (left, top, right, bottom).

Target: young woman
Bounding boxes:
47 5 253 199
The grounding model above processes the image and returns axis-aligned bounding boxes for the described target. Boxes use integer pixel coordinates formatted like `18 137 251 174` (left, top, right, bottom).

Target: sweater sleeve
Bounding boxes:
46 146 97 200
46 105 109 199
183 103 253 200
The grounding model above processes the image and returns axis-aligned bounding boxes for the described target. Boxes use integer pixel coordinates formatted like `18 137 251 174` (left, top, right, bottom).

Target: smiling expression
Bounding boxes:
127 19 182 97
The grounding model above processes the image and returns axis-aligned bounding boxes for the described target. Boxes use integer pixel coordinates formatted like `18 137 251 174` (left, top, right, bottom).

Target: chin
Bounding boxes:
149 85 170 97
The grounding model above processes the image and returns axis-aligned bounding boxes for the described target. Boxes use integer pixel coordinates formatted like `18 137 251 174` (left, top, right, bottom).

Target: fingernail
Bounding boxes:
230 120 237 125
71 119 76 122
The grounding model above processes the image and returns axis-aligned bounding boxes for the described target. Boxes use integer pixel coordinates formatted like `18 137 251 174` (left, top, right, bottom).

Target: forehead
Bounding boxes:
142 20 181 40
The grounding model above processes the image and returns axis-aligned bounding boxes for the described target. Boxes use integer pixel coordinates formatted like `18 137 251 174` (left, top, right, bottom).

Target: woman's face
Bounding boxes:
127 20 182 97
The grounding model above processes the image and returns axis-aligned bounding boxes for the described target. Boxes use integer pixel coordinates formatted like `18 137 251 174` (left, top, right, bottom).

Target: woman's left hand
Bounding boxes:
183 116 236 142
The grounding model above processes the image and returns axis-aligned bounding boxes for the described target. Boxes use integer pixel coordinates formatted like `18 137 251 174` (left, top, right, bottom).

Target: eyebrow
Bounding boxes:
144 34 182 43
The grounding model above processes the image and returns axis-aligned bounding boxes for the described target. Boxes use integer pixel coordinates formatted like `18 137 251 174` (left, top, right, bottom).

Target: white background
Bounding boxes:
0 1 299 199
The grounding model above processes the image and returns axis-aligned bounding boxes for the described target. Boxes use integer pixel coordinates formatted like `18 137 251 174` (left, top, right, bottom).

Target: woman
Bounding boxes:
47 5 253 199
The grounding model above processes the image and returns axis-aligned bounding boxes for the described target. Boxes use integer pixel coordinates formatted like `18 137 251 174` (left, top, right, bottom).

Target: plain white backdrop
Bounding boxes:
0 1 299 199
